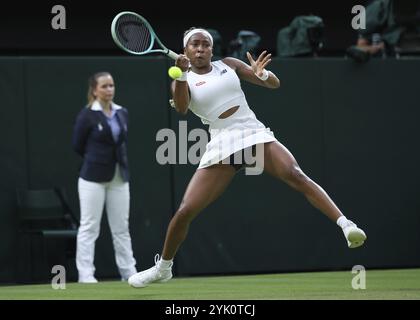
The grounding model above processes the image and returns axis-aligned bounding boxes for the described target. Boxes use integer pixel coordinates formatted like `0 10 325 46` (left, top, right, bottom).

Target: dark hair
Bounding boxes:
87 72 111 107
183 27 198 37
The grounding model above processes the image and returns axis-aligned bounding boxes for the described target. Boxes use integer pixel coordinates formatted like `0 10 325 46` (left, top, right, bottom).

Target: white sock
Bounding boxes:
336 216 350 228
158 258 173 269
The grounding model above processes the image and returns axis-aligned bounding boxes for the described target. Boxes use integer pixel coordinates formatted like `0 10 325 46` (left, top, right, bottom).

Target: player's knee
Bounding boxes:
286 165 309 188
174 203 196 224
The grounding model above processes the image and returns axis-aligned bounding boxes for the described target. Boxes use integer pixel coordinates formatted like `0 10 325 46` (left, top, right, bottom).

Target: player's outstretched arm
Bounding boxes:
223 51 280 89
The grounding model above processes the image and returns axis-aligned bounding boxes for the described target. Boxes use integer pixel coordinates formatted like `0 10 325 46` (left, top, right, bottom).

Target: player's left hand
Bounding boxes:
246 51 272 78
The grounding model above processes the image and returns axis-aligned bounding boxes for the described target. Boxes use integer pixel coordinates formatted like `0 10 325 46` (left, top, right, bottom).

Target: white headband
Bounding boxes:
183 29 213 48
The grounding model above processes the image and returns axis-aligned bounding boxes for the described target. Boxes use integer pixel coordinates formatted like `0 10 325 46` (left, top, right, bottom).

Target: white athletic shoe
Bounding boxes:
128 254 173 288
342 220 367 248
78 275 98 284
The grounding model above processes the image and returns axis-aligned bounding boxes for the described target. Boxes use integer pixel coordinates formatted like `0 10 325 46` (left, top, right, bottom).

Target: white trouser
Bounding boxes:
76 165 137 280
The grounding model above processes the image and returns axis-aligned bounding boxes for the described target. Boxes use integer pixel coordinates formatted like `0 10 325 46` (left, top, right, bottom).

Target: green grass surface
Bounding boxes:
1 268 419 300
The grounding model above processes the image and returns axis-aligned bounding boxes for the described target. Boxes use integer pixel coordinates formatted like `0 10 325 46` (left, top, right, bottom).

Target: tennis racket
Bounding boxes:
111 11 179 60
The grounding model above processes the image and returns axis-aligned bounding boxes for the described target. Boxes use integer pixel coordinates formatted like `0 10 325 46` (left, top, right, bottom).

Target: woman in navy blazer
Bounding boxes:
72 72 137 283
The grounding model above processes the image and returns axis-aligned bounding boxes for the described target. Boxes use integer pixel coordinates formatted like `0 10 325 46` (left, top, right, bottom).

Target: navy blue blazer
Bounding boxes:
72 102 130 182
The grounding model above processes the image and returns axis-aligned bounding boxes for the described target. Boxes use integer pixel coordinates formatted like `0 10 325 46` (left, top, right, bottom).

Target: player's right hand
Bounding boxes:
176 54 190 72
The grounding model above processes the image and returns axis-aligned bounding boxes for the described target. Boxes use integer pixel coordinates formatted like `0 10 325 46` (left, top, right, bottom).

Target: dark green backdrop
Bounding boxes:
1 57 419 282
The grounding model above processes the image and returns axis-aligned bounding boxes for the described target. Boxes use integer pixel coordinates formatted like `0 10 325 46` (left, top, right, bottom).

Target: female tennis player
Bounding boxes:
129 28 367 288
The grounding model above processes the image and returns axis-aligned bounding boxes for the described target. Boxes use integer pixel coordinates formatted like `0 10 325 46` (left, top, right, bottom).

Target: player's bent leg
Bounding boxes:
129 164 236 288
263 141 342 221
162 164 236 259
263 141 367 248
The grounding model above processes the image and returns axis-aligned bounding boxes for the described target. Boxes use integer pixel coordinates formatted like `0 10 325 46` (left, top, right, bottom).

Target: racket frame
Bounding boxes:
111 11 179 60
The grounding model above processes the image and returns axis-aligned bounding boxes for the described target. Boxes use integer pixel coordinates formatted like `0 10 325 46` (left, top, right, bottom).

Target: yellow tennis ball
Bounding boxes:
168 66 183 79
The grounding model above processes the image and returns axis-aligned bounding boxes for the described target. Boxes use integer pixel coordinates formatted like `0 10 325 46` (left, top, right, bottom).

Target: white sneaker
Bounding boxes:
342 220 367 248
78 275 98 283
128 254 173 288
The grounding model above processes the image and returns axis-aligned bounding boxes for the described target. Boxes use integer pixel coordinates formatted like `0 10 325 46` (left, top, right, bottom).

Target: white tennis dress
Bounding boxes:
186 60 278 169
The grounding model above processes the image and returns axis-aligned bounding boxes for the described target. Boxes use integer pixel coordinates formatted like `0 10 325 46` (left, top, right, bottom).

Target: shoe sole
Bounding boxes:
128 275 172 288
156 275 173 283
129 282 148 288
347 229 367 248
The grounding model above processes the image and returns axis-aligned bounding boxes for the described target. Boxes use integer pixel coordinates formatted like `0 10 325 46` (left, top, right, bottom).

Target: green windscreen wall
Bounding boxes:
0 57 419 282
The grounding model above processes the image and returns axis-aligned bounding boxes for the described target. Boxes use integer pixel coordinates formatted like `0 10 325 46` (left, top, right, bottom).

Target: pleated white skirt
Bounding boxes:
198 105 277 169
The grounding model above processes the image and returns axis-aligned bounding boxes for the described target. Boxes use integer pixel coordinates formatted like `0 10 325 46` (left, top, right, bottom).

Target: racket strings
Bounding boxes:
115 14 152 53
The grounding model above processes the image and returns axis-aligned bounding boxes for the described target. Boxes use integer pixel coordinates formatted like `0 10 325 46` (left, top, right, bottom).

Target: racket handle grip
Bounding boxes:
167 50 179 60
